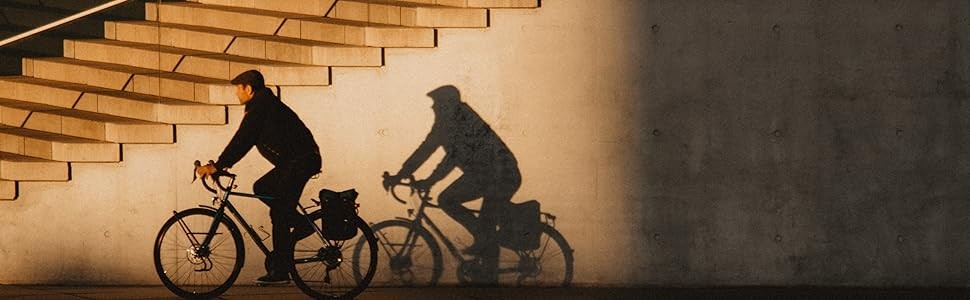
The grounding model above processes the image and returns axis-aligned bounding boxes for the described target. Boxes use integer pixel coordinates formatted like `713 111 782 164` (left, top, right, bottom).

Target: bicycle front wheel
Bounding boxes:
358 219 442 287
154 208 245 299
292 215 378 299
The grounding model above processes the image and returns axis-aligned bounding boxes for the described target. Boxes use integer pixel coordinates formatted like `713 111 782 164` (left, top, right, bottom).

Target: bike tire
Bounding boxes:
458 223 574 287
154 208 245 299
292 215 378 299
356 219 443 287
502 223 574 287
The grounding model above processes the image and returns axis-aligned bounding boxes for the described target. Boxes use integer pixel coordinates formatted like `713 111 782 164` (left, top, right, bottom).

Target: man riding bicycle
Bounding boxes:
196 70 322 285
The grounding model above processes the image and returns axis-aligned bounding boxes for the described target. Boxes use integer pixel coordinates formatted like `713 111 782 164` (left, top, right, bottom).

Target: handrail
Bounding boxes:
0 0 130 48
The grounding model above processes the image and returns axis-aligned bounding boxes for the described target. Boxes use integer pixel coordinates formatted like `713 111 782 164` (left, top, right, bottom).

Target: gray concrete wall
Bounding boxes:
642 0 968 286
2 0 966 287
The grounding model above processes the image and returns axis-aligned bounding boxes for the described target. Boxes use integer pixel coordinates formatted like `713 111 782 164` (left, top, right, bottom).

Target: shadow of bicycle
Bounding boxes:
357 85 575 287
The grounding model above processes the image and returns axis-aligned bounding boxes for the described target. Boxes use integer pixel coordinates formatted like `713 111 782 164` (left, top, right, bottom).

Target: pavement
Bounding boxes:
1 285 969 300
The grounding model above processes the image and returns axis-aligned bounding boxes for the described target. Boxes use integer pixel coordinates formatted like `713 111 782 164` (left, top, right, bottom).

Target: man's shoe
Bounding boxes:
255 272 290 285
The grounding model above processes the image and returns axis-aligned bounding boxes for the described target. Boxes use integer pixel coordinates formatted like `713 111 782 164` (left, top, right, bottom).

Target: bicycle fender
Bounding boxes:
197 205 218 211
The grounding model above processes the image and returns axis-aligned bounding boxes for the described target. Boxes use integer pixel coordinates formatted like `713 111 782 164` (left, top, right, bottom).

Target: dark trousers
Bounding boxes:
438 170 520 283
253 156 321 274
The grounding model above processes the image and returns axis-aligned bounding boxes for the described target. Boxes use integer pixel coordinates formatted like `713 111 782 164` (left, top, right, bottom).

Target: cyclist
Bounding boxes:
196 70 322 285
384 85 521 282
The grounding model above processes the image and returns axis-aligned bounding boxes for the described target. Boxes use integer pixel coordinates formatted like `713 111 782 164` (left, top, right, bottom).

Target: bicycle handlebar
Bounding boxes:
381 171 432 205
194 160 236 194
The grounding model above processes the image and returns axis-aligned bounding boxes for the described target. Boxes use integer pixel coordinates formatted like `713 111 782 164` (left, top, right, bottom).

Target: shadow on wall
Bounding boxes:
375 85 575 286
0 0 146 74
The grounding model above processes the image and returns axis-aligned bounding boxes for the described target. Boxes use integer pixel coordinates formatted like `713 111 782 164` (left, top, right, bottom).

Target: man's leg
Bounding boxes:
254 168 290 282
268 160 319 278
437 175 485 249
475 173 521 284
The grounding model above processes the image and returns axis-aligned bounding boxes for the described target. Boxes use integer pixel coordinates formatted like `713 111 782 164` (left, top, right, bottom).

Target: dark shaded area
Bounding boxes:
0 0 146 74
643 0 969 285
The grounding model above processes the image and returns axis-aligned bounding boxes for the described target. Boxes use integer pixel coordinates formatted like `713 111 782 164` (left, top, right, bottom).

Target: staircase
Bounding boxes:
0 0 538 200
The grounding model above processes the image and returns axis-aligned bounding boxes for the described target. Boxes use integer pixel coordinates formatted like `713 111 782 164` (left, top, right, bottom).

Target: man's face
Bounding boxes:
235 84 254 104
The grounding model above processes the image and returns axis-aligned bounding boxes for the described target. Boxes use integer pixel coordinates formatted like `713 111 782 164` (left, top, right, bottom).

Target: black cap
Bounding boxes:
427 85 460 103
230 70 265 88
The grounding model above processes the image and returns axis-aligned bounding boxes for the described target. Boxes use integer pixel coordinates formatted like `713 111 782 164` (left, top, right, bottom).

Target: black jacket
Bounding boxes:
215 87 320 170
399 102 518 183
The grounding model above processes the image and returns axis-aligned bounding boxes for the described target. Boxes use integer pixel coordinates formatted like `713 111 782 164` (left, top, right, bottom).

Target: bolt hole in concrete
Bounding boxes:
653 233 661 241
895 24 904 31
897 235 905 243
772 24 781 32
652 129 661 136
772 130 783 137
651 24 660 33
774 235 783 242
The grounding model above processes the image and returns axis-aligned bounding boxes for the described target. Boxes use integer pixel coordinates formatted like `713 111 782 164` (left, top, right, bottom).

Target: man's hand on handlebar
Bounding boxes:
195 162 218 179
412 179 433 191
382 172 402 191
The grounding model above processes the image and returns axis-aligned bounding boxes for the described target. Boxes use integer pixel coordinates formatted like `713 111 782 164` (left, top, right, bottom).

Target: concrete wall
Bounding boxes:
643 0 968 286
1 0 963 287
0 0 649 285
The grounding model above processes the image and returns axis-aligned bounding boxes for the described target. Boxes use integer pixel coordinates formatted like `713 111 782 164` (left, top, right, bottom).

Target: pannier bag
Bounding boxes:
319 188 359 240
498 200 541 250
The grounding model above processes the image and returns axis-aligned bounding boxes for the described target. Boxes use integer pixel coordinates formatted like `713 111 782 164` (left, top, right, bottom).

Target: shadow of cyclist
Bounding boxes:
386 85 521 284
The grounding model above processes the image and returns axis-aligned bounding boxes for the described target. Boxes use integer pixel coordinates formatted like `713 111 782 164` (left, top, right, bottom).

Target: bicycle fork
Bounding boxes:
173 210 216 272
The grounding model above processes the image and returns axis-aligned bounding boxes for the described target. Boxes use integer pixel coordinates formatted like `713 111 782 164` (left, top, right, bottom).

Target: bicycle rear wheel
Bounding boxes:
497 224 573 287
292 215 378 299
154 208 245 299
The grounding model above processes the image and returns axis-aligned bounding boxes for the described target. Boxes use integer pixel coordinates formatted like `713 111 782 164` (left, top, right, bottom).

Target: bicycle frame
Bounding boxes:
400 203 466 263
386 182 562 274
183 175 333 257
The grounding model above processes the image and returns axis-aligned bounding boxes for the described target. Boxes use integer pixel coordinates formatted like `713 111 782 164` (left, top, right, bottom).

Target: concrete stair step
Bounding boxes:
106 21 381 66
278 18 435 48
66 39 331 86
65 39 209 72
0 98 173 144
106 20 248 54
24 57 239 105
231 35 382 66
0 125 119 162
146 2 314 35
0 151 69 181
0 180 15 200
397 0 538 8
185 0 337 16
0 77 227 125
332 0 488 28
24 57 150 90
0 76 101 109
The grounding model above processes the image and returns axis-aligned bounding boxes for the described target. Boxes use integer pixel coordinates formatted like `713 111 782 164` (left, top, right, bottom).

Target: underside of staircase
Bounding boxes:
0 0 538 200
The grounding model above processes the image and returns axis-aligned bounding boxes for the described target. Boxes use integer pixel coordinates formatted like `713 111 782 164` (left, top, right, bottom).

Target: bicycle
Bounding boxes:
153 160 378 299
352 172 574 287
